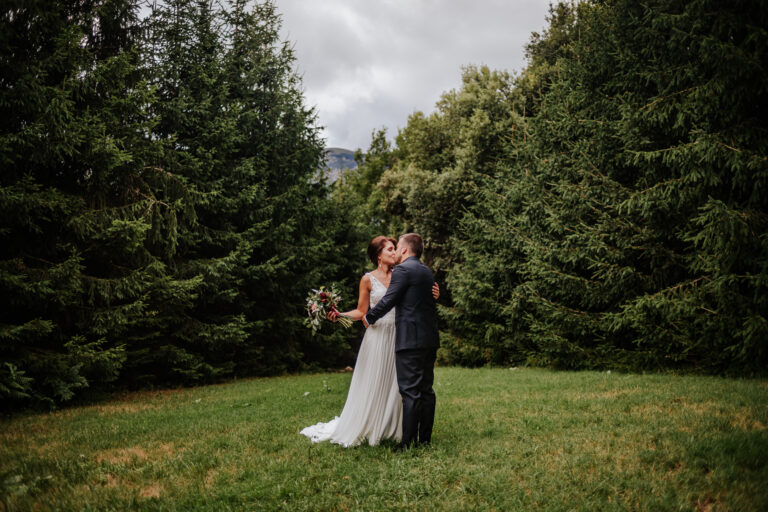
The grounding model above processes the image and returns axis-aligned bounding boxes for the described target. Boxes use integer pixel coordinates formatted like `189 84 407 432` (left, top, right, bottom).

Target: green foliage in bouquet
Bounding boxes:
305 287 354 335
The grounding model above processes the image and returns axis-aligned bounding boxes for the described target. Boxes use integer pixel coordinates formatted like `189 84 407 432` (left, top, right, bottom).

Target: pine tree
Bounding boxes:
136 0 347 380
509 0 768 373
599 0 768 372
128 0 254 385
0 0 182 407
222 0 337 374
441 0 767 374
442 3 580 367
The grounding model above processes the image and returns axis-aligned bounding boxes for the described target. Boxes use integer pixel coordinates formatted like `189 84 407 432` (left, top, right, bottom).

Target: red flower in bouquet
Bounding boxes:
305 286 353 334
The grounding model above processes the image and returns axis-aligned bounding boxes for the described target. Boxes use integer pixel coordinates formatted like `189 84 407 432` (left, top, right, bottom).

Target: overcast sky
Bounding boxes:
276 0 554 151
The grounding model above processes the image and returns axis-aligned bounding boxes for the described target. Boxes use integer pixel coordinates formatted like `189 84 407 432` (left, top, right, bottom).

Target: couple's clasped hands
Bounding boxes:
327 282 440 327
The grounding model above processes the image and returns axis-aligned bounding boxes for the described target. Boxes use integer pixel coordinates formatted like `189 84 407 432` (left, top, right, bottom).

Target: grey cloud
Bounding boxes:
277 0 553 150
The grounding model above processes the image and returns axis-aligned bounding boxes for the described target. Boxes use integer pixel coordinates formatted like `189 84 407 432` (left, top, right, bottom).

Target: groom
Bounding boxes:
364 233 440 448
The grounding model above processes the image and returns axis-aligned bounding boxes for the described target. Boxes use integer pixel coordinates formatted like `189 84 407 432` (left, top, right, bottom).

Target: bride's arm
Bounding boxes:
328 275 370 322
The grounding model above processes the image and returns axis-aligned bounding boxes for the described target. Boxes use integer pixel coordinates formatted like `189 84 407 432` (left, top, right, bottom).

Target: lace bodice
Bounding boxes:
368 273 396 325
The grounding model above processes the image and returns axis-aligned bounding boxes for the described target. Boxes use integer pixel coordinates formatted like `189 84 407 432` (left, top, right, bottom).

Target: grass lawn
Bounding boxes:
1 367 767 511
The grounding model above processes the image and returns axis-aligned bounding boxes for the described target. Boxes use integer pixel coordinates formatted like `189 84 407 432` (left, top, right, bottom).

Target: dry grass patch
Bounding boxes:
630 403 667 417
676 399 720 416
112 387 192 401
203 465 238 490
0 422 52 439
695 494 727 512
94 402 159 415
630 399 722 420
95 442 179 465
139 483 162 498
571 388 642 401
30 439 63 456
664 462 684 481
105 473 120 488
0 425 63 458
634 399 764 434
575 437 641 473
731 410 767 431
96 446 149 465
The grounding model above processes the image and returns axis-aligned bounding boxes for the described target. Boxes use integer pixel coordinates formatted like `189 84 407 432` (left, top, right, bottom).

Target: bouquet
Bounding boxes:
305 286 353 334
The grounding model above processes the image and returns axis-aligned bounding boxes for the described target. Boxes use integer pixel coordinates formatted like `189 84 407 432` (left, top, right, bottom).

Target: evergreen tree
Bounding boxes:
593 0 768 372
0 0 349 408
0 0 182 407
410 0 768 374
132 0 246 386
137 0 348 380
443 3 579 367
222 0 344 374
486 0 768 373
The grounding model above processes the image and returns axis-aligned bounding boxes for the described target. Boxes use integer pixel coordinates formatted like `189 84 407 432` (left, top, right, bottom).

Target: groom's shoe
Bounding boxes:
392 441 414 453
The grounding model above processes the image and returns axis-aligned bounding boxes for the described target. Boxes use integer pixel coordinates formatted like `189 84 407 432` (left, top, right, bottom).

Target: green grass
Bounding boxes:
1 367 767 511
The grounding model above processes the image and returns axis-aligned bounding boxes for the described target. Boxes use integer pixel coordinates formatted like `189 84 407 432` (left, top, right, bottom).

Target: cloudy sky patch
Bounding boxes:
277 0 554 150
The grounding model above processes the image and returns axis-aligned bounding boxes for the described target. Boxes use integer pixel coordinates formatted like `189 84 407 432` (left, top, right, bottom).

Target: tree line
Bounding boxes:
0 0 360 410
339 0 767 375
2 0 766 410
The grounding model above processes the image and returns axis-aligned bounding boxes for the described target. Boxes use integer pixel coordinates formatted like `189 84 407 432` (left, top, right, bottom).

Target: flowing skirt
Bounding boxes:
300 321 401 447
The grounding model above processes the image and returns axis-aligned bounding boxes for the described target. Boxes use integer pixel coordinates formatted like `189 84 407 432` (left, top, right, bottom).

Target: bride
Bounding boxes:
300 236 439 447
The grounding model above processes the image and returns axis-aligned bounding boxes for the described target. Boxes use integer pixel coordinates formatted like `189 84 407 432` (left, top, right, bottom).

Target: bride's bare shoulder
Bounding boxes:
360 273 372 288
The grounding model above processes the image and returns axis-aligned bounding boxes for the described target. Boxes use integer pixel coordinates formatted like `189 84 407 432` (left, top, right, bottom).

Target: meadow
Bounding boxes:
1 367 766 511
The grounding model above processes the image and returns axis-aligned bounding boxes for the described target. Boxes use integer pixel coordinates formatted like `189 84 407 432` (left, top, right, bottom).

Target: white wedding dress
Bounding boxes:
300 272 402 447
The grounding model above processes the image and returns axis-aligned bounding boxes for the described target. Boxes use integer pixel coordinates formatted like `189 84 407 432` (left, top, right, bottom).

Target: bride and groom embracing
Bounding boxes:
301 233 440 450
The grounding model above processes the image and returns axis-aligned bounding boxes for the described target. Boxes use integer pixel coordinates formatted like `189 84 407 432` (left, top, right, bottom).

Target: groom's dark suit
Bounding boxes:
365 256 439 446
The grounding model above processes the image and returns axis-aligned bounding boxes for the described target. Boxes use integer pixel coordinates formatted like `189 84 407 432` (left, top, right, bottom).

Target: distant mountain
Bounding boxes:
323 147 358 182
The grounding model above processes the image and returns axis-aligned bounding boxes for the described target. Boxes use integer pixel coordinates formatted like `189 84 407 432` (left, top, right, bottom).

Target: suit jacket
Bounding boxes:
365 256 440 352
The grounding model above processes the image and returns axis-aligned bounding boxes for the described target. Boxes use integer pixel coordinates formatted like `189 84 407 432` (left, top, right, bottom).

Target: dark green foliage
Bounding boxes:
0 0 176 408
3 0 765 410
0 0 348 409
220 1 351 375
433 5 581 367
330 129 400 265
345 0 767 374
341 66 520 368
135 0 253 385
128 0 347 384
446 0 768 373
518 0 768 373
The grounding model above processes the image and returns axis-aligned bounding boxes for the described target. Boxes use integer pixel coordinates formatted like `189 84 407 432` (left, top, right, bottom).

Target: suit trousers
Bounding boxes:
395 347 437 446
